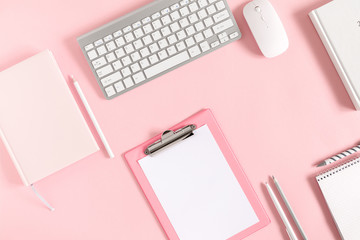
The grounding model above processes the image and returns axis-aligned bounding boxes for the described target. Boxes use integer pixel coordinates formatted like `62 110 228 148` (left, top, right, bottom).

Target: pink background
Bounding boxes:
0 0 358 239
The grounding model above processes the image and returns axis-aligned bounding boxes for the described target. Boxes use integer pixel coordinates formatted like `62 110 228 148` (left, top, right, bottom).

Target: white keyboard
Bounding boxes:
78 0 241 99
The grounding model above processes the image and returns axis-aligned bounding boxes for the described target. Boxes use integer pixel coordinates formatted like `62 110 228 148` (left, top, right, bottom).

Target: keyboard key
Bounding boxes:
180 0 190 6
152 12 161 19
161 15 171 25
115 48 126 58
171 3 180 10
194 32 204 42
121 67 131 77
152 19 162 29
170 11 181 21
188 45 201 57
121 56 132 66
176 41 186 51
94 39 104 47
167 45 177 55
152 31 162 41
161 8 170 15
132 21 141 29
125 32 135 42
101 71 122 87
188 13 198 23
211 40 220 48
133 39 143 50
216 1 225 10
85 44 94 51
230 32 239 39
106 52 116 62
87 50 98 60
185 26 196 35
123 77 134 88
158 49 168 60
97 65 113 78
213 9 229 23
199 41 210 52
197 9 207 19
212 18 233 34
188 2 199 12
143 24 153 34
149 43 160 53
206 5 216 15
131 51 141 61
203 28 213 38
134 28 144 38
208 0 216 3
170 22 180 32
97 45 107 55
149 54 159 64
144 51 190 78
123 25 132 33
142 17 151 24
179 18 190 28
115 37 125 47
198 0 208 8
220 35 229 43
176 30 186 40
218 32 228 39
113 30 122 38
142 35 153 45
106 41 116 51
167 34 177 45
161 26 171 36
185 37 195 47
92 56 106 69
140 58 150 68
130 62 141 73
112 60 122 70
104 34 113 42
158 39 169 49
179 6 190 16
204 17 214 27
114 81 125 92
140 47 150 57
194 21 205 31
132 72 146 84
105 86 116 97
124 44 135 54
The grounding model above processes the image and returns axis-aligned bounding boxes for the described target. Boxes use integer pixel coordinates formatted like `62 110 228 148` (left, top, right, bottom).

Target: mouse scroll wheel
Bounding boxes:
255 6 261 12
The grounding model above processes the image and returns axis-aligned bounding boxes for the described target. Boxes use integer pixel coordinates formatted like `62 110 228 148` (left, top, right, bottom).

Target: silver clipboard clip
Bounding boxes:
145 124 197 155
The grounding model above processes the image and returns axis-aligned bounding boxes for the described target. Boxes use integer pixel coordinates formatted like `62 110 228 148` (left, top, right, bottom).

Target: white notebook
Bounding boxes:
316 157 360 239
309 0 360 110
139 125 259 240
0 50 99 186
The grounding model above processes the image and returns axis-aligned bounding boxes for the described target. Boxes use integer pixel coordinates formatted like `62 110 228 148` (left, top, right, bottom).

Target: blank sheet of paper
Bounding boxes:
139 125 259 240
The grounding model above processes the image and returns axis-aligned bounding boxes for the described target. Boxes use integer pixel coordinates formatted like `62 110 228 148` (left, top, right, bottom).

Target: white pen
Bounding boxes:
317 144 360 167
272 176 307 240
71 75 114 158
265 182 298 240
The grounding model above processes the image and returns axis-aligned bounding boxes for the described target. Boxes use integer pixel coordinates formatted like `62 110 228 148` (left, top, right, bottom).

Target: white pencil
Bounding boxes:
265 182 298 240
71 75 114 158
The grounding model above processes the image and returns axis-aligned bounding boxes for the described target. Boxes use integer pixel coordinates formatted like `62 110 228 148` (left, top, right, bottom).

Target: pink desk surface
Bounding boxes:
0 0 359 239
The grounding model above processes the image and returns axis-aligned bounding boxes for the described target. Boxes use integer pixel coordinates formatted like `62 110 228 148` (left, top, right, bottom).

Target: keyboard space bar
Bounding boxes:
144 51 190 79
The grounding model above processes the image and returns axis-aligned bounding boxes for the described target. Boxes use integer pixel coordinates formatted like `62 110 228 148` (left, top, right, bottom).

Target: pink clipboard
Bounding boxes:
124 109 270 239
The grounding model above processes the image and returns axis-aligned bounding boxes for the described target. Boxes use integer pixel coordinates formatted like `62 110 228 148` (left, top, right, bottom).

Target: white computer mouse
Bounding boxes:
243 0 288 58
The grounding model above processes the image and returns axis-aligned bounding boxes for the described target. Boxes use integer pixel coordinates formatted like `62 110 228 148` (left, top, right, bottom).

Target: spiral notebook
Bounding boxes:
316 157 360 239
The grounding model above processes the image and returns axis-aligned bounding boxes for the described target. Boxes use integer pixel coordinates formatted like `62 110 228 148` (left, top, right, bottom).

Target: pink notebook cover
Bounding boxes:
124 109 269 240
0 50 99 186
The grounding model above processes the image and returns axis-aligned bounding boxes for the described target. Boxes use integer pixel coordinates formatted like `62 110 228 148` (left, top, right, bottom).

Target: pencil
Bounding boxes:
71 75 114 158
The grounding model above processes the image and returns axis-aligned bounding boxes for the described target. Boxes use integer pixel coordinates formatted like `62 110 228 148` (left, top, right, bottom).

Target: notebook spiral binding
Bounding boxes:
317 157 360 182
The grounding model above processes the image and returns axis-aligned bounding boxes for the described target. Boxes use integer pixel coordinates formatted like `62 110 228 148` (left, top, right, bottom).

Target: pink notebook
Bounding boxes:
125 109 269 240
0 50 99 186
